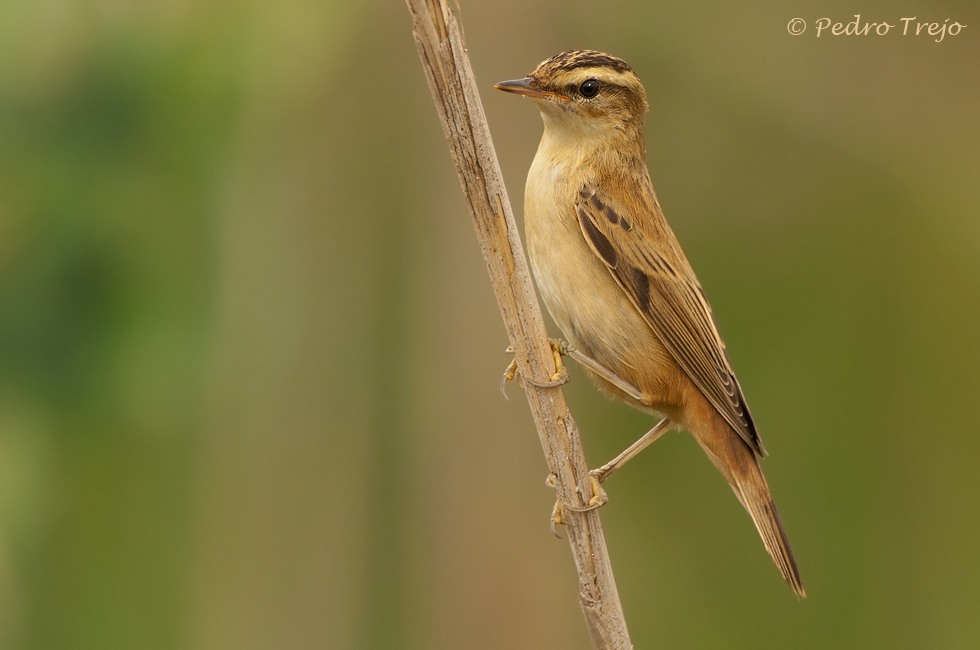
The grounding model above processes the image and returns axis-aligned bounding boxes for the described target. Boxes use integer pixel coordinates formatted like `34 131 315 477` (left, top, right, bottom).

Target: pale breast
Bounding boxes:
523 154 674 396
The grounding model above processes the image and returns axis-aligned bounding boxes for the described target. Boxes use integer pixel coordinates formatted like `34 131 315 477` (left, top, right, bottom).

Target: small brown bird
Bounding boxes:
496 50 804 597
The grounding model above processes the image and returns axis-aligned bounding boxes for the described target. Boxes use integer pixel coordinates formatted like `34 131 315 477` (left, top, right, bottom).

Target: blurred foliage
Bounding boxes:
0 0 978 649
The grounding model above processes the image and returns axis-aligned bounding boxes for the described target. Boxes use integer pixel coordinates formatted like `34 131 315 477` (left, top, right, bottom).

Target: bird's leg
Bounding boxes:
551 339 644 401
592 418 673 484
512 342 660 523
550 418 673 528
502 339 644 400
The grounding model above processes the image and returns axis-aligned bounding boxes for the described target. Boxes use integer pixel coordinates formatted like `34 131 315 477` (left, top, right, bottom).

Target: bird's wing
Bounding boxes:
574 184 765 456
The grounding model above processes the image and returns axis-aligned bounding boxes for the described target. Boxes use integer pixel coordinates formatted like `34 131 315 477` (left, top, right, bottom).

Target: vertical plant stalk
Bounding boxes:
405 1 633 647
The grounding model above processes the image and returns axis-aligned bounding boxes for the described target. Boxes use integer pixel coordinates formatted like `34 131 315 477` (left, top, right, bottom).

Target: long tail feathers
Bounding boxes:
693 416 805 597
731 469 806 598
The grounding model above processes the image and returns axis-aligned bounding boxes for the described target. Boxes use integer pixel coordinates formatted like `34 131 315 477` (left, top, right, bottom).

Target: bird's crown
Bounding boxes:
529 50 646 114
495 50 649 154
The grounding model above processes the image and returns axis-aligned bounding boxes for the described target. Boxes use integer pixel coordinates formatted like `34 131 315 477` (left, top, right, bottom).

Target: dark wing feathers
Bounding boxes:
576 203 619 268
575 186 765 456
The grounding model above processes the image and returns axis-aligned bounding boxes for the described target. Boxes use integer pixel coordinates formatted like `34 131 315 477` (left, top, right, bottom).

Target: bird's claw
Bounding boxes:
546 473 564 537
500 356 518 398
550 500 564 538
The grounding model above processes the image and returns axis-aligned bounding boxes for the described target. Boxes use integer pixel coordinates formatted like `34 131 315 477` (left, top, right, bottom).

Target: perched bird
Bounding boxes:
496 50 804 597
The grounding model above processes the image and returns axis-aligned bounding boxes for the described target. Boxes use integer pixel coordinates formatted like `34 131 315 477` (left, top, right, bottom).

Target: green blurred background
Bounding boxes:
1 0 978 648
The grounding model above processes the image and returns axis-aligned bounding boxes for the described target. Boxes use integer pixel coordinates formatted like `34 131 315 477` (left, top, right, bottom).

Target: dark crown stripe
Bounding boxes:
544 50 633 74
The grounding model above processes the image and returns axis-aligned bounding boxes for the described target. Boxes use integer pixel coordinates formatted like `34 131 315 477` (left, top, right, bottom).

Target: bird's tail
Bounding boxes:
693 414 805 598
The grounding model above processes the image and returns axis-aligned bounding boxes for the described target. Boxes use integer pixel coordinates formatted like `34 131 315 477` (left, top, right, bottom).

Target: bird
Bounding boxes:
495 50 804 597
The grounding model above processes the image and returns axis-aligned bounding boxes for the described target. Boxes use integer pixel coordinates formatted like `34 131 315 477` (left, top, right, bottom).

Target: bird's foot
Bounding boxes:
563 473 609 512
547 472 609 537
500 343 569 398
547 339 569 383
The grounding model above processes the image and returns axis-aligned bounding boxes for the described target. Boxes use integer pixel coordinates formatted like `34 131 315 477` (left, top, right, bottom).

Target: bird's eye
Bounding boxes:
579 79 600 98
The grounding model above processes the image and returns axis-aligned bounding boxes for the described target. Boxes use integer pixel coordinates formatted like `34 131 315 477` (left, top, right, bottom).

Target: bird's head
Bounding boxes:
495 50 648 146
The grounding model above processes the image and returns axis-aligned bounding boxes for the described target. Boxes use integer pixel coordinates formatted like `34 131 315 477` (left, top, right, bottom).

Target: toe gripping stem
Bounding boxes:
500 341 569 397
548 471 609 537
